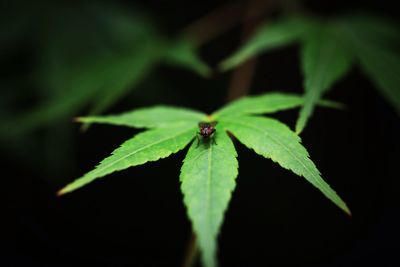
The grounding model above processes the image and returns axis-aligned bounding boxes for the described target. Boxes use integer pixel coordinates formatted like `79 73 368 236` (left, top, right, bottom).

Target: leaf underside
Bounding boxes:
180 127 238 267
220 115 350 215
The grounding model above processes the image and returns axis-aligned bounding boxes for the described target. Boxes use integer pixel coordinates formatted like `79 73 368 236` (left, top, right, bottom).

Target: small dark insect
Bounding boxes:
197 121 217 147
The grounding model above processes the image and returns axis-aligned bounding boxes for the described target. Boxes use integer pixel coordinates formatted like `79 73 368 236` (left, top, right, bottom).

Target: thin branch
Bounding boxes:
226 58 258 102
182 1 246 47
226 0 275 102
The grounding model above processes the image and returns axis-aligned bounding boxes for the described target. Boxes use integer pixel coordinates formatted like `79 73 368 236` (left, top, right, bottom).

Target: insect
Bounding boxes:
197 121 217 147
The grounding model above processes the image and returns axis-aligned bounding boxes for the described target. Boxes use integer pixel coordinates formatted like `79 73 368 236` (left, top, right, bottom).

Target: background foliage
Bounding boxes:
2 0 399 266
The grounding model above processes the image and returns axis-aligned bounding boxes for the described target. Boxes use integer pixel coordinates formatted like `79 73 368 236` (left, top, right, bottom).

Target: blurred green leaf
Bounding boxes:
339 15 400 114
219 17 310 71
296 23 353 133
338 13 400 49
1 2 209 137
80 40 161 130
163 39 212 77
220 115 350 215
77 106 206 128
356 47 400 113
180 127 238 267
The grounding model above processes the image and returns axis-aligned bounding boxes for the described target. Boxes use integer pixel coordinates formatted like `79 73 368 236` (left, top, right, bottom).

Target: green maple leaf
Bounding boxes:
219 115 349 214
59 92 350 267
219 13 400 133
180 128 238 267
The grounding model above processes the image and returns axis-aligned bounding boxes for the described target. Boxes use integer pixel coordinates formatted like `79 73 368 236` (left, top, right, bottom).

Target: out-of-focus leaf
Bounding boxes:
219 17 310 71
85 38 211 128
356 47 400 113
77 106 206 128
339 15 400 114
83 41 160 118
221 115 350 215
58 123 196 195
296 23 353 133
180 127 238 267
0 3 160 137
163 39 212 77
213 92 343 118
79 2 162 117
338 13 400 49
2 2 210 137
0 84 100 139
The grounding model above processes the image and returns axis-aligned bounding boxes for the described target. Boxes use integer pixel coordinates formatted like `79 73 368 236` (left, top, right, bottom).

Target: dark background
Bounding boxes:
2 0 399 266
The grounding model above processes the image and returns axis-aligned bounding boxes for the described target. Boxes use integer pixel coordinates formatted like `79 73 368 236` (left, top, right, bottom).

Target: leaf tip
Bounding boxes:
200 67 214 79
73 117 83 123
342 204 352 217
73 117 91 132
332 102 347 110
295 125 303 135
80 122 90 133
319 100 347 110
295 116 305 134
56 187 67 197
217 61 231 72
56 183 77 196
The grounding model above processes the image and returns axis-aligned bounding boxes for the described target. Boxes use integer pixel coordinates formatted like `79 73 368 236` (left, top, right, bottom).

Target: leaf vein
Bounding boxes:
95 127 195 174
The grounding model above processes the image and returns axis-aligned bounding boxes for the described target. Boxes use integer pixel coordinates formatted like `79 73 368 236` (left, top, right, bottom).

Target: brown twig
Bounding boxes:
182 1 246 47
226 0 274 102
225 58 258 102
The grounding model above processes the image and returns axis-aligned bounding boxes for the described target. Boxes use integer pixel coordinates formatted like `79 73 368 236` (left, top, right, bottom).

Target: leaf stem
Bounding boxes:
182 0 272 48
